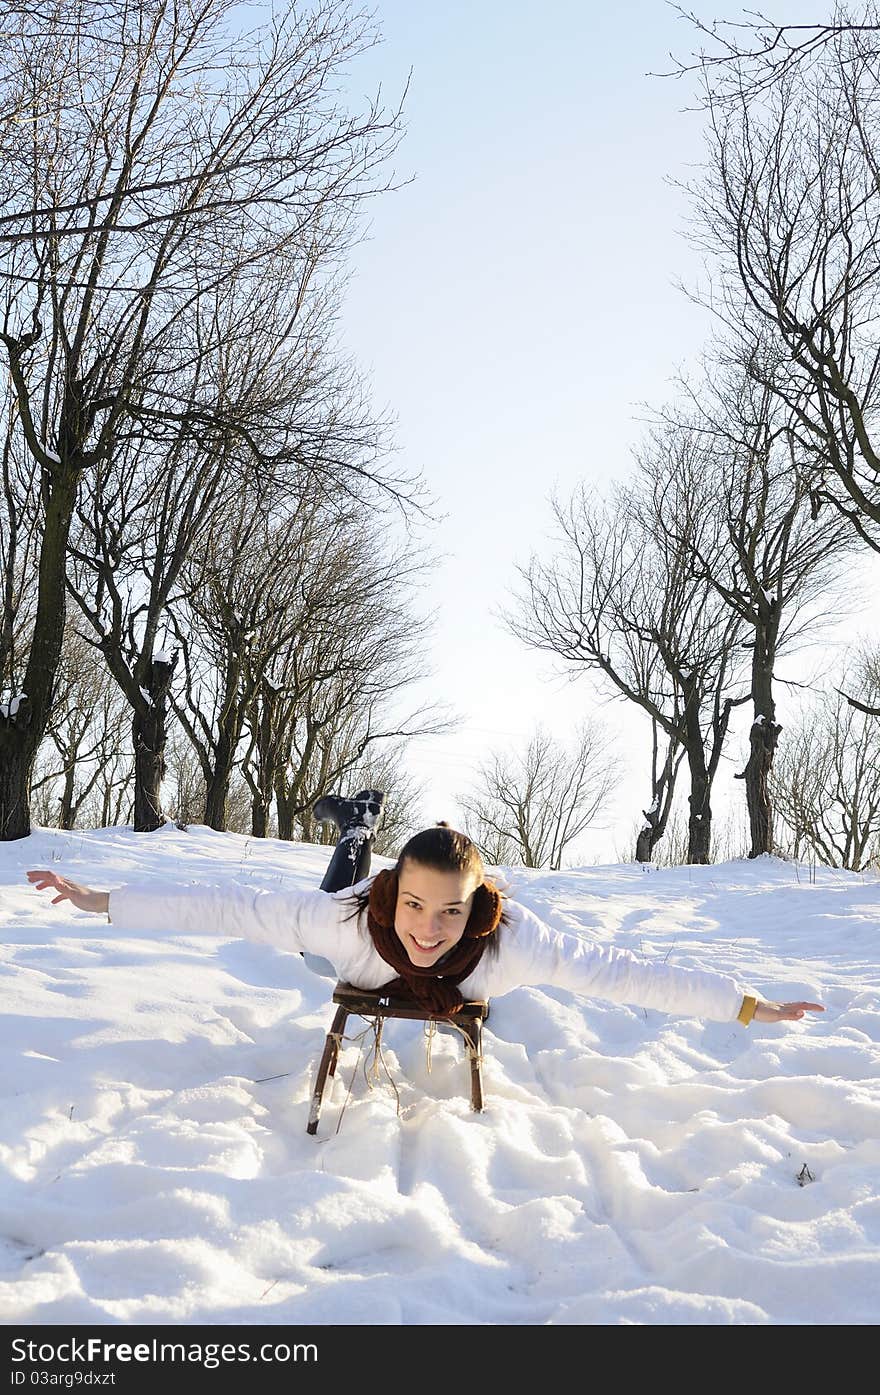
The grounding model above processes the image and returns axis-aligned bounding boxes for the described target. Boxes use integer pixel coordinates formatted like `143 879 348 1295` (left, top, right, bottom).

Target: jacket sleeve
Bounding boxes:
108 879 358 960
495 901 750 1022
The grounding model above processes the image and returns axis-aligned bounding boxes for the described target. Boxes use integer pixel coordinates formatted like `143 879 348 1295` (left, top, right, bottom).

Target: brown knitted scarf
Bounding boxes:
366 867 503 1014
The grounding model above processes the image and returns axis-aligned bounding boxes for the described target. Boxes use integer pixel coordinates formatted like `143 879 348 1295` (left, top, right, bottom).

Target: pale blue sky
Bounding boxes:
332 1 878 859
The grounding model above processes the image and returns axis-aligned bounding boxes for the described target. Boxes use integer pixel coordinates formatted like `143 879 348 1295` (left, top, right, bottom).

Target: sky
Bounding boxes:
2 823 877 1327
330 0 880 861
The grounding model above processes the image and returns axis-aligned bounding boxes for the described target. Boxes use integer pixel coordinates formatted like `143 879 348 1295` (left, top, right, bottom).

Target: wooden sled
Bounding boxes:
307 980 490 1135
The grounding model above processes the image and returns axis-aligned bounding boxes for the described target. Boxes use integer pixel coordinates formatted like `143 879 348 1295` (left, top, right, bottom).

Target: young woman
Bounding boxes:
26 790 823 1028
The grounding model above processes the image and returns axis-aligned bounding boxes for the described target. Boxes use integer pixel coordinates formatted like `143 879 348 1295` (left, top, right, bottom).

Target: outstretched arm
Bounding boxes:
27 869 108 915
26 865 360 965
495 902 826 1026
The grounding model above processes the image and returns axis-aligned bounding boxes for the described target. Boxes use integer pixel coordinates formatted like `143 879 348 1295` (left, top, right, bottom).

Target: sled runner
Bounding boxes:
307 980 490 1135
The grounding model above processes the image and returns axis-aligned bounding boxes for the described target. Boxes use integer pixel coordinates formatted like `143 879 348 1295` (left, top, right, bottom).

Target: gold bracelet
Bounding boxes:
737 994 758 1026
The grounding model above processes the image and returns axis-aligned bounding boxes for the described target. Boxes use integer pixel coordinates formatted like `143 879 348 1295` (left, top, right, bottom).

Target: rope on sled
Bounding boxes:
331 1014 402 1133
432 1015 483 1068
330 1012 480 1133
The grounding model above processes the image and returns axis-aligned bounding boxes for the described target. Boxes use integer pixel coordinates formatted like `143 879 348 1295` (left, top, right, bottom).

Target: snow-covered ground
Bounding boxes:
1 824 878 1326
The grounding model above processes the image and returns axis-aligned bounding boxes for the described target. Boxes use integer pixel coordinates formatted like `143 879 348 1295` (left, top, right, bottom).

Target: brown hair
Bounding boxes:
396 822 485 880
346 822 506 949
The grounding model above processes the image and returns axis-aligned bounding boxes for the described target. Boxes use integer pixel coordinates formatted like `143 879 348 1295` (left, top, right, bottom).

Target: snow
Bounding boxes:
138 686 153 706
0 693 26 719
2 823 879 1327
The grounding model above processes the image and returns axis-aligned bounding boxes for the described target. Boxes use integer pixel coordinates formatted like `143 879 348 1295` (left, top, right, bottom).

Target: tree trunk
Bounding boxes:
203 769 228 831
634 723 681 862
0 471 78 841
682 673 713 863
251 794 269 838
0 711 35 840
635 789 677 861
741 714 781 857
636 805 670 862
200 657 246 831
635 823 655 862
131 655 177 832
687 768 712 864
739 614 781 858
203 724 237 831
59 757 76 830
132 708 167 832
247 680 279 838
275 776 295 840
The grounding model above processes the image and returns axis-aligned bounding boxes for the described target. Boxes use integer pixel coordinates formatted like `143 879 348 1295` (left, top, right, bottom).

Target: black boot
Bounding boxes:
313 789 385 833
314 789 386 894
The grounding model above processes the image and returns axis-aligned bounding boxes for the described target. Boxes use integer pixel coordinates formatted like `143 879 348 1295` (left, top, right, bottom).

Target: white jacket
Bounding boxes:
109 877 750 1023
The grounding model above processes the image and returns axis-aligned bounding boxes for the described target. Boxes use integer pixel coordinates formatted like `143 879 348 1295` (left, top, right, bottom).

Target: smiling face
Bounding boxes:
394 858 482 967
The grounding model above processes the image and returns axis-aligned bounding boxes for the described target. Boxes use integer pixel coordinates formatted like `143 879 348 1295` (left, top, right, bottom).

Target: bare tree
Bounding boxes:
165 488 442 840
162 723 208 830
64 240 413 832
666 3 880 102
28 624 126 828
162 484 450 841
155 475 358 833
506 470 750 864
634 718 688 862
621 803 693 869
458 724 616 871
650 364 859 857
0 0 410 839
31 666 132 831
772 650 880 869
457 818 522 871
684 18 880 561
618 799 750 867
242 614 450 842
76 721 133 829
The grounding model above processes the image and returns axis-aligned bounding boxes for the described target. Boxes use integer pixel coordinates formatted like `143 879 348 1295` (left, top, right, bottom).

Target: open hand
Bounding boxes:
754 999 824 1023
26 869 109 915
